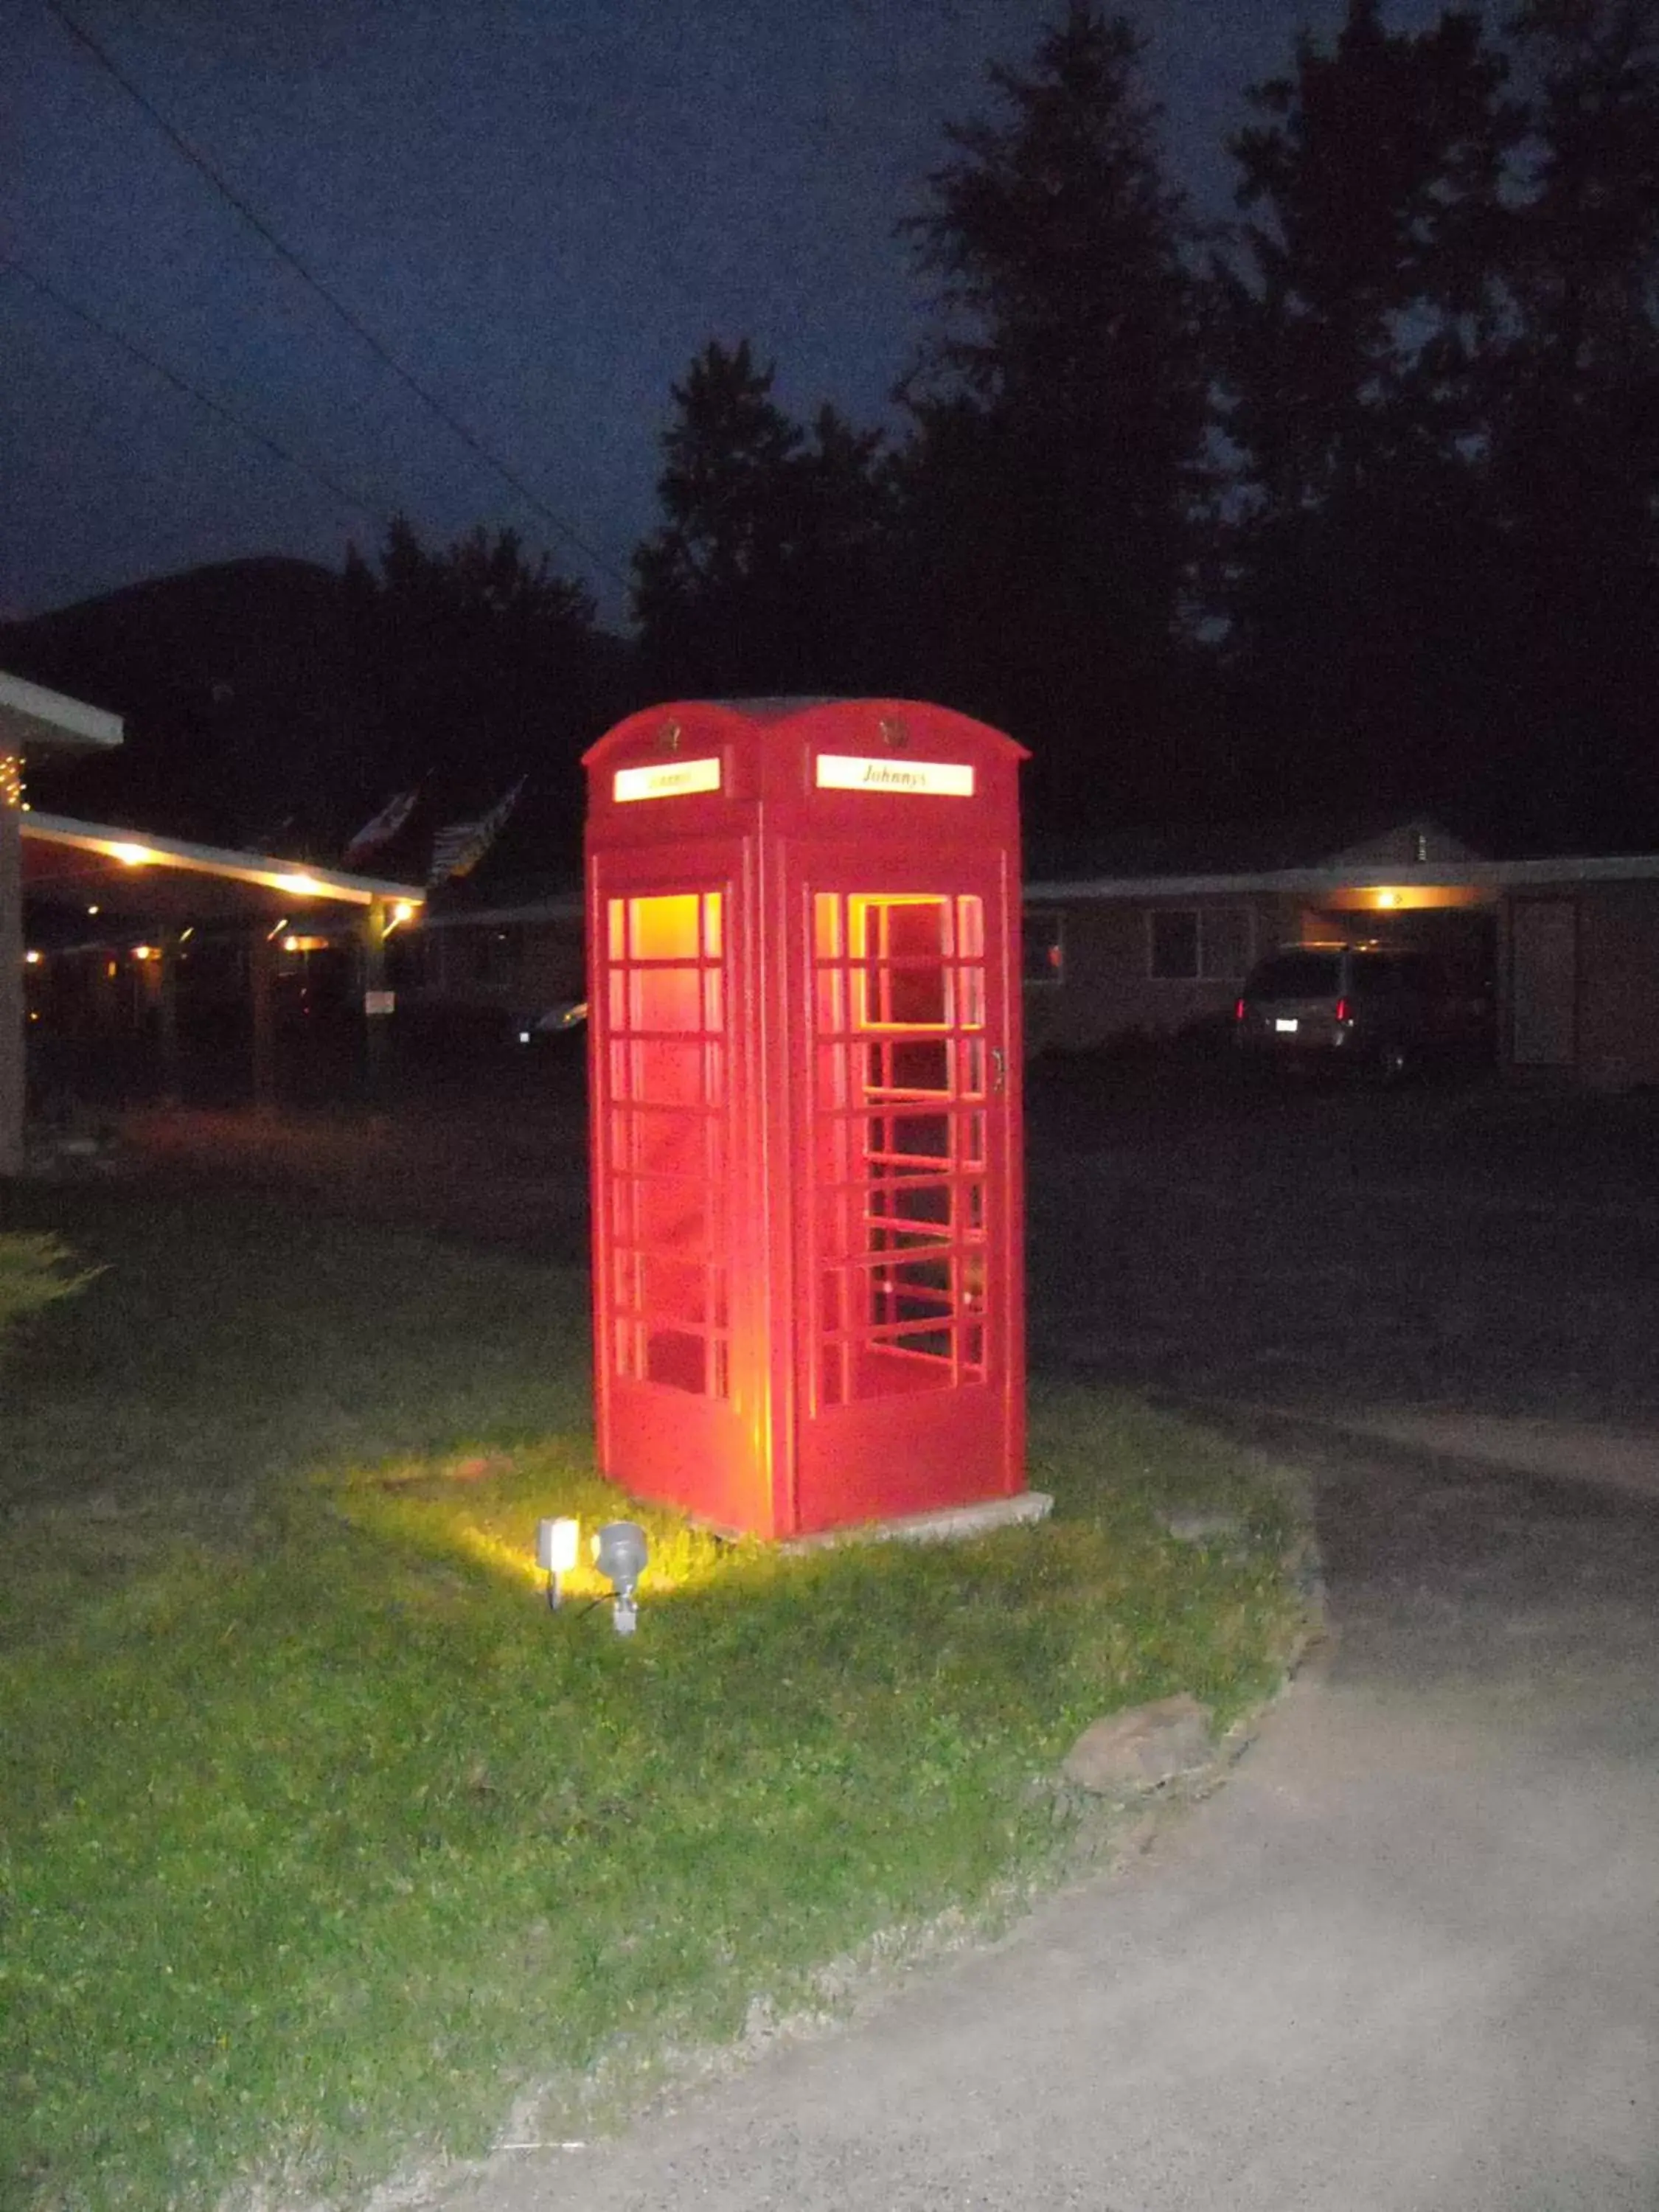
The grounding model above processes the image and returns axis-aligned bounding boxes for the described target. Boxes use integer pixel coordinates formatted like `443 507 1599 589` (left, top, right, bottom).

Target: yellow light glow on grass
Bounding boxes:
454 1526 549 1590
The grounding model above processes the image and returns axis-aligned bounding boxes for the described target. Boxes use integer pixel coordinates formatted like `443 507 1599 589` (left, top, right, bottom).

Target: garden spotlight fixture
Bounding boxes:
535 1517 581 1610
593 1520 649 1635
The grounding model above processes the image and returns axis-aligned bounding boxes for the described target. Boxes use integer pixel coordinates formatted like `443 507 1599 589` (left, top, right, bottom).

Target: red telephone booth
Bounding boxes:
583 698 1029 1540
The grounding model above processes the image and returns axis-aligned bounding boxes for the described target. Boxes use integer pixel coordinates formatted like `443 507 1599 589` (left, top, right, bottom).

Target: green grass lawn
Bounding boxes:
1 1180 1310 2212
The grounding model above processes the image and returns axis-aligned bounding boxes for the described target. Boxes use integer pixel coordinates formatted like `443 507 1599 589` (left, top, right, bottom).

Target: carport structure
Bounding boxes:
4 668 424 1170
2 671 124 1173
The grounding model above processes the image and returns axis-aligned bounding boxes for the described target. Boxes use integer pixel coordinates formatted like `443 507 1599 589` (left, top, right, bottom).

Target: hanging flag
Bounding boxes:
428 778 525 885
342 787 420 869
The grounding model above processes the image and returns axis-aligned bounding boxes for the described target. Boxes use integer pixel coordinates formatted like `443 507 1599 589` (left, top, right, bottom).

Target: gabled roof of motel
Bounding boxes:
21 812 424 924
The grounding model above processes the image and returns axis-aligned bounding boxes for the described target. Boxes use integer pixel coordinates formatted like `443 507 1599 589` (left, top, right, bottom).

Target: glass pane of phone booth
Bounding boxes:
603 891 729 1396
813 891 990 1406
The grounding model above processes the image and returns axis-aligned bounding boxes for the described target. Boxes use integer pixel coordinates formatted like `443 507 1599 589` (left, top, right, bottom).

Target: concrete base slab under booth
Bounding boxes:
771 1489 1054 1556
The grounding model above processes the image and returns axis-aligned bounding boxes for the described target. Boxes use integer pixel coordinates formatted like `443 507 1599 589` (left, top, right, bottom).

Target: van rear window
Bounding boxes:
1245 952 1341 998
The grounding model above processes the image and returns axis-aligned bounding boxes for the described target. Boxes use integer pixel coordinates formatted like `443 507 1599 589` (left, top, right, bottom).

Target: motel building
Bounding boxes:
397 807 1659 1096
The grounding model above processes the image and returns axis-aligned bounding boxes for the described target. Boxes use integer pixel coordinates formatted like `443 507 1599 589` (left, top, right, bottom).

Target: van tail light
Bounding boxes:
1234 998 1246 1023
1335 997 1352 1024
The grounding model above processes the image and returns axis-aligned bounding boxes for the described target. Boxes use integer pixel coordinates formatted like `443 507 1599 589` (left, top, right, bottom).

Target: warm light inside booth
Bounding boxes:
602 891 730 1400
813 893 990 1408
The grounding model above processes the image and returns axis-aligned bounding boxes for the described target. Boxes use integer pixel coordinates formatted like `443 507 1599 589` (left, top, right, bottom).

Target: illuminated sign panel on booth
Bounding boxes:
583 698 1029 1542
815 754 975 798
613 757 723 803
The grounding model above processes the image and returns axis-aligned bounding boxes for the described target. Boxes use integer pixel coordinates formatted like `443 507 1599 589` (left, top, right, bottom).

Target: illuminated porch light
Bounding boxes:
274 872 325 897
109 841 155 868
131 945 158 962
593 1520 649 1635
86 904 100 917
1375 890 1400 908
534 1516 582 1610
24 949 41 965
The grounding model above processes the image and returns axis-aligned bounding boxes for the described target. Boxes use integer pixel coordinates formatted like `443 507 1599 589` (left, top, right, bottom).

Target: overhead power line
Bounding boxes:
43 0 631 591
3 253 396 530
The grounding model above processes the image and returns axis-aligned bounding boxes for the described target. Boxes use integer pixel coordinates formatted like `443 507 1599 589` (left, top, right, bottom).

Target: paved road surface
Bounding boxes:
433 1423 1659 2212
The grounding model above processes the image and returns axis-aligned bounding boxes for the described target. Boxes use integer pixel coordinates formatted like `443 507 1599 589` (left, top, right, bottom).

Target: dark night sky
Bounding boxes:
3 0 1454 628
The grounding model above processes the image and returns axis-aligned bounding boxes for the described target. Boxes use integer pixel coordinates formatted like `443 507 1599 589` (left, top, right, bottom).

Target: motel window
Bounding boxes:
1149 911 1200 979
1200 907 1253 981
1023 909 1065 985
1148 908 1253 981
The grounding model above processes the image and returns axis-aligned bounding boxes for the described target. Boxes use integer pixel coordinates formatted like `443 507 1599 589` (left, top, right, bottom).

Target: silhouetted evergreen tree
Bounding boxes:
1474 0 1659 843
897 4 1211 838
341 519 613 880
631 339 897 698
1214 0 1517 822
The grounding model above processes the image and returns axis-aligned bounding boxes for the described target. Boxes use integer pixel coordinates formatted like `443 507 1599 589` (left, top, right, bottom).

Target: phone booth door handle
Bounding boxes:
991 1046 1006 1093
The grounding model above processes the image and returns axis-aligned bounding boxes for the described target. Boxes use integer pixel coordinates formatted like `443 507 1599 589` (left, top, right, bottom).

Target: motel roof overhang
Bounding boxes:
21 814 425 931
1026 852 1659 905
0 669 125 758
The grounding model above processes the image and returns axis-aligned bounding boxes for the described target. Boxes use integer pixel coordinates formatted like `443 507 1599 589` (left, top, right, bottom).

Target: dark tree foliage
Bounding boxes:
1215 0 1518 823
3 557 363 849
341 518 614 876
630 339 898 699
620 1 1659 854
897 4 1212 837
1476 0 1659 842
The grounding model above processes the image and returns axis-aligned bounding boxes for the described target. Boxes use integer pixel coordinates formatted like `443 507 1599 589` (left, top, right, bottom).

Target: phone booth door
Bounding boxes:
797 852 1023 1528
591 852 771 1535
